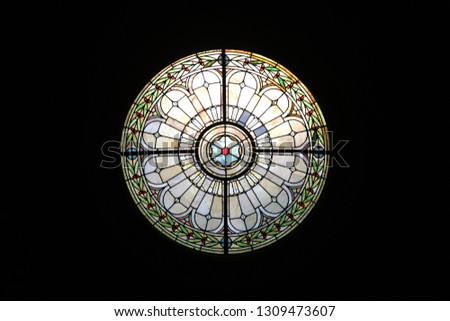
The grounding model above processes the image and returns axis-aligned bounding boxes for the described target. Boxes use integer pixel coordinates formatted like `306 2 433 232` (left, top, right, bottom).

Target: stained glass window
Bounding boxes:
121 49 329 254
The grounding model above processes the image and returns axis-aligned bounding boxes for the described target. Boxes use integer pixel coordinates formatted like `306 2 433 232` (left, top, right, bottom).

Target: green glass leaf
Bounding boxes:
147 210 159 217
131 133 137 144
204 60 215 68
302 187 308 199
155 77 168 84
318 159 325 172
265 67 278 71
312 158 318 172
278 77 286 89
317 132 324 145
160 222 171 228
143 104 151 114
280 75 293 83
130 179 139 190
167 68 180 74
308 172 314 186
151 89 158 102
312 130 318 145
291 202 297 213
303 99 313 109
311 115 320 126
135 102 146 111
209 235 219 242
312 179 321 188
138 194 146 203
304 193 315 203
293 86 306 96
179 224 188 234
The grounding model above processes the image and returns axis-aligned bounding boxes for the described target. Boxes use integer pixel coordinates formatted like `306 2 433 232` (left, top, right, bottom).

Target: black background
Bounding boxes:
2 3 448 300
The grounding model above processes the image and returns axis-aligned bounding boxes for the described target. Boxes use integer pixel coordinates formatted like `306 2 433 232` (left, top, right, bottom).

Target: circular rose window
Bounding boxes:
121 49 329 254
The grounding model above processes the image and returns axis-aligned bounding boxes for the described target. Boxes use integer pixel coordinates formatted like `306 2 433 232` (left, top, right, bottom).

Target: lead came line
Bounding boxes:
122 149 194 157
222 48 229 254
122 148 330 157
254 148 330 155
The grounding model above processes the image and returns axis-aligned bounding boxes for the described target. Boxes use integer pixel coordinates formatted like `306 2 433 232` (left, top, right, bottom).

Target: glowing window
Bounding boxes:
121 49 329 254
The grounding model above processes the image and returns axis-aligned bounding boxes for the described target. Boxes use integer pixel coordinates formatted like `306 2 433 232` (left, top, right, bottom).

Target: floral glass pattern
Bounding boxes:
121 49 329 254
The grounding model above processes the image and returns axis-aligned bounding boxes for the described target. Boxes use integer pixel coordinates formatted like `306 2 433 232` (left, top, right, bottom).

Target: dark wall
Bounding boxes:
2 3 447 300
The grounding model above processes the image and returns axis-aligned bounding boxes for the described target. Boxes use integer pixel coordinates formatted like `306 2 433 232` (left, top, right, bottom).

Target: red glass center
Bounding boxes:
221 147 229 155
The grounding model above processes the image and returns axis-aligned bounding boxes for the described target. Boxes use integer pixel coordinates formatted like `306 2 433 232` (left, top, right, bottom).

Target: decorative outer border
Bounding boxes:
121 49 329 254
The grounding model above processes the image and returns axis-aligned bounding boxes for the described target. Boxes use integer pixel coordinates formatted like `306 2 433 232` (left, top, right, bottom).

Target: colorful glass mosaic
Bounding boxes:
121 49 330 254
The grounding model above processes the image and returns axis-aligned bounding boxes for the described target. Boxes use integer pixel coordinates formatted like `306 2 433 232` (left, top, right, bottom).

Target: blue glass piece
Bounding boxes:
215 154 226 166
238 110 250 126
253 125 267 137
220 237 232 248
313 146 325 158
225 154 238 166
214 136 226 148
230 145 240 157
211 145 222 158
126 148 138 160
218 53 230 66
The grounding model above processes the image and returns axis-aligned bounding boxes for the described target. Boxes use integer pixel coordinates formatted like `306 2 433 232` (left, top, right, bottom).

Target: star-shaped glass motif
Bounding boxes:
210 135 241 167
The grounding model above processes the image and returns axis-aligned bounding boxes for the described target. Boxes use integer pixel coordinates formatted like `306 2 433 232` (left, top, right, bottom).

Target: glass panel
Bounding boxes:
122 49 329 254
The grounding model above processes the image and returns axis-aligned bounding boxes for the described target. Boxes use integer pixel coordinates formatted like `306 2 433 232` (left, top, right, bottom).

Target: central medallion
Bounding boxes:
210 135 241 167
195 123 255 180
